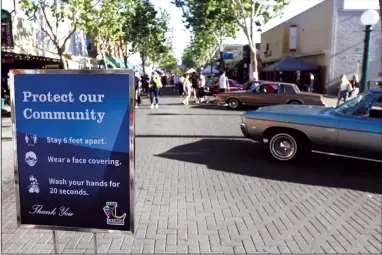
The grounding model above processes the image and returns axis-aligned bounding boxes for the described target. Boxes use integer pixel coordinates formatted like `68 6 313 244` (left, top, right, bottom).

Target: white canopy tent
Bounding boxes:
201 65 220 74
185 68 196 74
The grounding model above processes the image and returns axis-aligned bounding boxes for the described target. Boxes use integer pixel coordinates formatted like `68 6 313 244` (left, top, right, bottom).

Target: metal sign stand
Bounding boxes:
93 233 98 253
52 230 59 254
51 231 97 254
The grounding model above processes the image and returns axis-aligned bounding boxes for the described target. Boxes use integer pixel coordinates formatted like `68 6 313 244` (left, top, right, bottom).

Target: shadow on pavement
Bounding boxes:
190 104 256 111
148 113 242 116
137 134 243 139
156 138 382 194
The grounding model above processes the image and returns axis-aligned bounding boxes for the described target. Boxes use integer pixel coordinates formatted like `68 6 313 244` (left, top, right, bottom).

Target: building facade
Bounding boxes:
260 0 381 94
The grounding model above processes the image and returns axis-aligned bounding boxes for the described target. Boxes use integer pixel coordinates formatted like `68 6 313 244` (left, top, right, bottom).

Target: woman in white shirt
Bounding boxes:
337 74 352 106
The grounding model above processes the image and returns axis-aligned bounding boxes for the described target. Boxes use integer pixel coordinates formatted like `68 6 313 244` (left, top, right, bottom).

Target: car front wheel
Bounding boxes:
269 133 300 161
227 98 240 109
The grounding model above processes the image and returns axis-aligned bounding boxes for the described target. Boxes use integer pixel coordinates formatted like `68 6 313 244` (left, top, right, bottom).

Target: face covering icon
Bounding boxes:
25 151 38 167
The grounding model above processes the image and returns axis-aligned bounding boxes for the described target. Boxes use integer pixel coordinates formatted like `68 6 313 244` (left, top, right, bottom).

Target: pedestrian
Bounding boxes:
149 72 162 109
350 74 360 98
191 72 201 103
134 73 141 108
199 72 208 103
337 74 352 106
219 70 230 93
179 74 185 96
308 72 315 92
182 74 192 105
174 74 180 92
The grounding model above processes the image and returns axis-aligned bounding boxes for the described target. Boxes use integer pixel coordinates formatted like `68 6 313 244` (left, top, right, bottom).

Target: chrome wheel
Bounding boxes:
269 133 298 161
228 98 240 109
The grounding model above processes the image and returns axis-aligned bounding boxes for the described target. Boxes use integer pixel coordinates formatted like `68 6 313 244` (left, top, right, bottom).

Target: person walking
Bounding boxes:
337 74 352 106
173 74 179 92
179 74 185 96
199 72 208 103
350 74 360 98
134 72 141 108
182 74 192 105
149 72 162 109
219 70 230 93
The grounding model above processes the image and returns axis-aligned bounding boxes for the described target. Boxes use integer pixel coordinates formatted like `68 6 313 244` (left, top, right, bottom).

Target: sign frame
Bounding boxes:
9 69 135 234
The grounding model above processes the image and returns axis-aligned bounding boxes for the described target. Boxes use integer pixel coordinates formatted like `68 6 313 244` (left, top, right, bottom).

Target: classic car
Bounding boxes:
240 88 382 162
217 82 326 109
205 79 245 96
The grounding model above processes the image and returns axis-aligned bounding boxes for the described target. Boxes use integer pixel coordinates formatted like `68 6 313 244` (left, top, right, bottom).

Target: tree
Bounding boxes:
158 50 178 72
85 0 134 69
20 0 93 68
173 0 237 70
228 0 289 80
181 29 218 70
123 1 170 74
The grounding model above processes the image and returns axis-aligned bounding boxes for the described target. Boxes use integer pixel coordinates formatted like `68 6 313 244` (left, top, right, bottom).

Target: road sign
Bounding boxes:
10 70 135 233
355 47 363 57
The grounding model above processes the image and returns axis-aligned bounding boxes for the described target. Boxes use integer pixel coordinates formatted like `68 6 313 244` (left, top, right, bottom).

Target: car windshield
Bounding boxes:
335 91 379 115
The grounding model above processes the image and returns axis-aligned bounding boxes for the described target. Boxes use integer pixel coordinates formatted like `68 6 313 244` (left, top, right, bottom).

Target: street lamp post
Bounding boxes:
359 9 380 93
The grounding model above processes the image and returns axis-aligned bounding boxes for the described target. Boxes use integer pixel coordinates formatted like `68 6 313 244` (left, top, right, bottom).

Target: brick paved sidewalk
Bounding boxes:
2 95 381 253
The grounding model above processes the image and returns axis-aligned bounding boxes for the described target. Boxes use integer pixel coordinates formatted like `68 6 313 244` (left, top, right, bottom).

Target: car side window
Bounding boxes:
368 96 382 119
353 95 381 119
256 84 278 93
279 85 295 94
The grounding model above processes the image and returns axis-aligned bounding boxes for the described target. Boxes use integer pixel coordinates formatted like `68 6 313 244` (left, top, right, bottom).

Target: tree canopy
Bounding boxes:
20 0 94 68
123 0 170 73
175 0 289 78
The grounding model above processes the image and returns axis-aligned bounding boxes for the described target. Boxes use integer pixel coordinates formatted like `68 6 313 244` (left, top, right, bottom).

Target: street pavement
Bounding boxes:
1 90 381 253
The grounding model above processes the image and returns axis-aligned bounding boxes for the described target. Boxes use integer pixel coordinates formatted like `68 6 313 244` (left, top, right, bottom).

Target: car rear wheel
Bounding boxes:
269 133 300 161
287 100 302 105
227 98 240 109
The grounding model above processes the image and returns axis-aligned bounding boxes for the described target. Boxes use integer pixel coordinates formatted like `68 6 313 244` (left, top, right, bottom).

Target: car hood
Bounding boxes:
243 104 329 118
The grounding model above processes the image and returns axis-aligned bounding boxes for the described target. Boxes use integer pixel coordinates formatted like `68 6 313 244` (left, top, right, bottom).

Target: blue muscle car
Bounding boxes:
240 88 382 162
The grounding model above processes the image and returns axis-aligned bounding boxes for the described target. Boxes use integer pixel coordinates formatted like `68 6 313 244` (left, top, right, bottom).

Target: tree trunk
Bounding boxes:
219 51 225 71
142 56 146 75
252 47 259 81
123 55 128 69
59 54 66 69
57 50 67 69
101 51 108 70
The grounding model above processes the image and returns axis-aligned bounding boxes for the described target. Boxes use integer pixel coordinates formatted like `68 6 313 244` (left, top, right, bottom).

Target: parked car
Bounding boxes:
240 88 382 162
216 82 326 109
205 79 245 96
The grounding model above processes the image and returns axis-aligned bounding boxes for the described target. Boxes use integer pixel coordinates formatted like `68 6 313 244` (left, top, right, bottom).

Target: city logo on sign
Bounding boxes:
25 134 38 146
103 202 126 226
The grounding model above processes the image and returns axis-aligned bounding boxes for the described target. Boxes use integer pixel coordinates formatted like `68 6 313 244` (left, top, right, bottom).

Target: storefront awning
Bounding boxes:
262 56 319 72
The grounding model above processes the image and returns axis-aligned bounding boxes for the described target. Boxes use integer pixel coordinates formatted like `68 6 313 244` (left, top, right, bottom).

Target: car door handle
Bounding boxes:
326 128 336 132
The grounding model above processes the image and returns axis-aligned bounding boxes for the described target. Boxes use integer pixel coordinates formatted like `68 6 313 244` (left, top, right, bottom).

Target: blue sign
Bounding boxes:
10 70 134 233
223 52 233 59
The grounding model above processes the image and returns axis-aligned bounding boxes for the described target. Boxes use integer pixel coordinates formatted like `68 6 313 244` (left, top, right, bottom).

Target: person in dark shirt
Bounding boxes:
134 73 141 108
